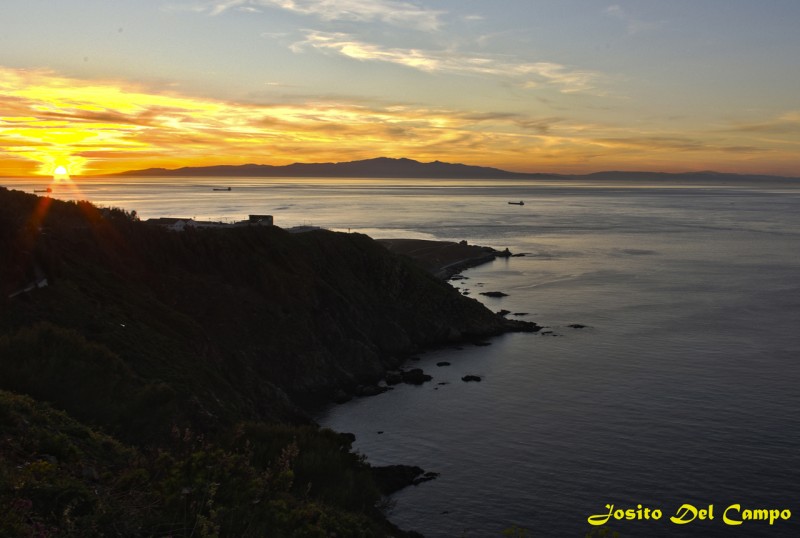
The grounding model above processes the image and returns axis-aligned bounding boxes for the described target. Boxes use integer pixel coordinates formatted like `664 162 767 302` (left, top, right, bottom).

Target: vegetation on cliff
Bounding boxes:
0 390 390 537
0 186 532 535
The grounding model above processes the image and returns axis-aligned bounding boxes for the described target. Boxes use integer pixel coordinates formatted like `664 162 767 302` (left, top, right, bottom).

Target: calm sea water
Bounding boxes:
6 176 800 537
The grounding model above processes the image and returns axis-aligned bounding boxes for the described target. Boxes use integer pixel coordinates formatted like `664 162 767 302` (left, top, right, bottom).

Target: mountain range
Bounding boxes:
113 157 798 182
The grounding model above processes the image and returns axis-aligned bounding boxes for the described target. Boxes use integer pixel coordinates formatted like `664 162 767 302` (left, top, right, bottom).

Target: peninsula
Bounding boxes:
0 186 534 536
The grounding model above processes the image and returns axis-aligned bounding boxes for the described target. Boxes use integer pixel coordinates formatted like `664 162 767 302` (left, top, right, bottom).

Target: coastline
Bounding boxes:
0 187 537 537
325 238 536 527
308 236 537 408
378 238 511 280
319 238 535 401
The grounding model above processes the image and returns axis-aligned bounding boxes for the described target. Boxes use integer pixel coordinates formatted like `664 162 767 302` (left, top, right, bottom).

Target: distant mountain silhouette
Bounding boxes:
112 157 798 182
113 157 559 179
581 170 796 182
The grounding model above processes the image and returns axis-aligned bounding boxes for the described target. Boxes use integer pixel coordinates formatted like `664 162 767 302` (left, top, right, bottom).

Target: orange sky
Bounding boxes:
1 67 562 177
3 2 800 178
4 66 798 178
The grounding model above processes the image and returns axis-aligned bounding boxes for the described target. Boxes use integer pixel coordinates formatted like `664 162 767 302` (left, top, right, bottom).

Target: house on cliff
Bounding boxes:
146 217 195 231
247 214 273 225
147 215 274 231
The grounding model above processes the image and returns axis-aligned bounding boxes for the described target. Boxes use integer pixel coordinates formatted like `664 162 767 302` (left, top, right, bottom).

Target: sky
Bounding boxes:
1 0 800 177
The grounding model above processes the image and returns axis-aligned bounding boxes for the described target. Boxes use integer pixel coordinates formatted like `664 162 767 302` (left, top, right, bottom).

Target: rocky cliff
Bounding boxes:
0 187 532 435
0 186 535 535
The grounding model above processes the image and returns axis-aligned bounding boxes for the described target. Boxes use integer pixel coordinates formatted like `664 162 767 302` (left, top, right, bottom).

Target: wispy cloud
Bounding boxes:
727 111 800 135
590 135 770 156
604 4 661 35
514 116 566 134
292 31 602 93
207 0 248 15
179 0 444 30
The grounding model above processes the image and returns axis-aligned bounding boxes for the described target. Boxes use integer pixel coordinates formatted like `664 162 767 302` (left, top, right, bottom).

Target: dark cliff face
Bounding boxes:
0 184 532 536
0 187 529 438
0 187 535 536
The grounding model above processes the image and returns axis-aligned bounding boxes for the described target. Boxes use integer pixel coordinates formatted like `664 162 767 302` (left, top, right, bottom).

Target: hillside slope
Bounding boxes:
0 187 535 535
0 187 531 438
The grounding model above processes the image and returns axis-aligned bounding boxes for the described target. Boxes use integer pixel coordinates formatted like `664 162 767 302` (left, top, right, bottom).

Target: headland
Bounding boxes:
0 186 535 536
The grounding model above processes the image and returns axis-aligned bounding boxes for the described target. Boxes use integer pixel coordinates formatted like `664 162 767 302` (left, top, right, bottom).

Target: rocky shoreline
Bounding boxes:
378 238 513 280
0 188 537 537
326 239 540 510
320 238 538 407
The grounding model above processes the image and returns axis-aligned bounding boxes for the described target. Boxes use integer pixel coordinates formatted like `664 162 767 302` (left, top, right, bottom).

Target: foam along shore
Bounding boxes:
378 238 511 280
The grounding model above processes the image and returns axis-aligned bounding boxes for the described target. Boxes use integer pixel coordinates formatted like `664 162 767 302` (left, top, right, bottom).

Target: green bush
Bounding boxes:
0 391 392 537
0 323 141 423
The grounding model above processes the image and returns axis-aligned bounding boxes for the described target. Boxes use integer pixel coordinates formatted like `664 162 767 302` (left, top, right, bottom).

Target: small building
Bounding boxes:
248 214 273 226
146 217 196 231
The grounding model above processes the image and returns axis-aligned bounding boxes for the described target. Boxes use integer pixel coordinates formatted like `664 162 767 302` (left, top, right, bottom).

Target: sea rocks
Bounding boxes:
371 465 441 495
371 465 428 495
568 323 587 329
386 367 435 386
401 368 432 385
507 319 542 333
497 309 511 317
436 361 451 367
338 432 356 444
480 291 508 298
462 375 482 382
356 384 388 397
385 371 403 385
414 471 440 486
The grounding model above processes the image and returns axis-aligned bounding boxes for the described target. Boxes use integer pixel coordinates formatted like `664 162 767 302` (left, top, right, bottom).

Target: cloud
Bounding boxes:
188 0 444 30
720 145 768 154
604 4 661 35
208 0 248 15
292 31 602 93
4 67 792 176
2 66 569 175
590 135 770 156
725 111 800 135
514 116 566 134
595 135 707 152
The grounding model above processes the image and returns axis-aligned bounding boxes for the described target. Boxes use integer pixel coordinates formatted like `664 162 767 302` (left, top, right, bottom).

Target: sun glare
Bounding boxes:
53 165 70 181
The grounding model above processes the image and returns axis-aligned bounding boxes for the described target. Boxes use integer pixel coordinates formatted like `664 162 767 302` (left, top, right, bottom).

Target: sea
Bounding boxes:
5 176 800 537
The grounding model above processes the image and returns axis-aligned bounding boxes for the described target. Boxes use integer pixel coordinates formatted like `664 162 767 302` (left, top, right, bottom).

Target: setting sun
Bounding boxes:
53 165 69 180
